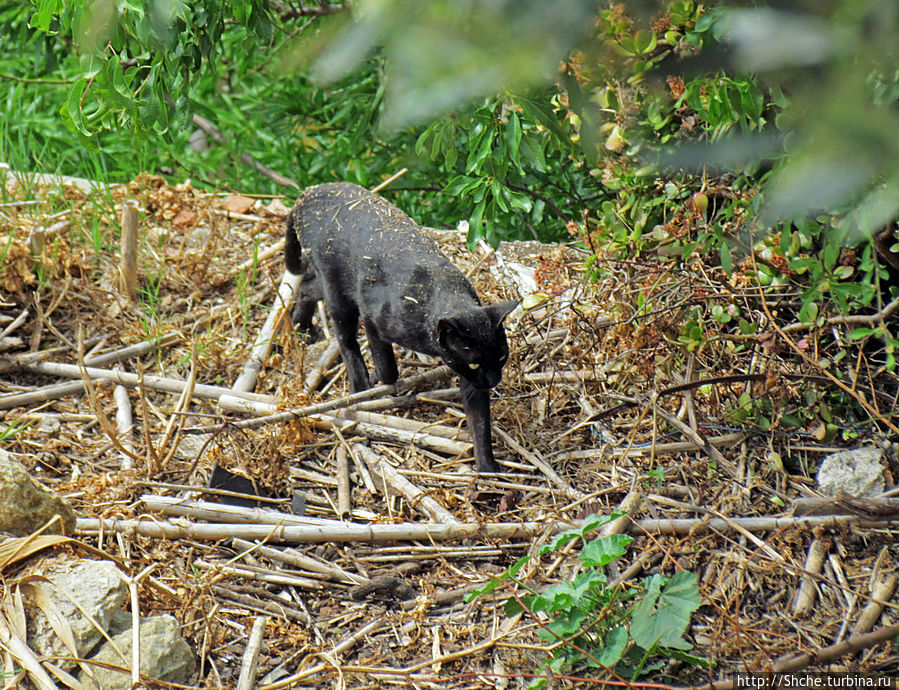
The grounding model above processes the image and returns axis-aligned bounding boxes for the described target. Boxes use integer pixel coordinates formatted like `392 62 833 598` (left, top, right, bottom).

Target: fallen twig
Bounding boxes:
215 365 455 429
75 514 896 544
792 538 828 616
191 114 299 189
335 446 352 520
852 573 897 636
236 615 268 690
353 443 461 525
113 365 135 470
493 426 584 501
18 360 276 406
120 199 139 300
229 271 302 395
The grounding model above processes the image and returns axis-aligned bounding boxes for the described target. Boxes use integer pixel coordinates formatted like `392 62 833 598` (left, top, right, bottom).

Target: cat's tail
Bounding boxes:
284 207 304 275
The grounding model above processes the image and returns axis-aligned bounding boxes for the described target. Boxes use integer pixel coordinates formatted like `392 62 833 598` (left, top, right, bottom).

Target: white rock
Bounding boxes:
816 447 885 497
79 614 196 689
26 559 127 669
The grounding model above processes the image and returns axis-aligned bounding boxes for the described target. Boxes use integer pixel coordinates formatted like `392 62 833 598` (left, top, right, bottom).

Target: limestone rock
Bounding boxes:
79 614 196 690
816 447 886 498
26 558 128 668
0 449 76 536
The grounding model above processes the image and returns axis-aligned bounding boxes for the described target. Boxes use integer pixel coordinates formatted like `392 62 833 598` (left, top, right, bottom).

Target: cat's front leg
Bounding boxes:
364 319 399 385
460 378 500 473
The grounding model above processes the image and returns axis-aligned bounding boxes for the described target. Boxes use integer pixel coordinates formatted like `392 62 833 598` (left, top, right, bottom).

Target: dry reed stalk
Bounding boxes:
356 544 505 563
194 560 324 590
772 620 899 673
120 199 139 300
792 496 899 517
555 432 747 460
231 271 301 394
599 489 643 537
113 365 134 470
0 336 24 352
312 414 472 458
211 585 311 624
221 365 456 430
19 360 276 405
140 495 335 526
238 237 286 272
522 369 603 383
231 538 365 584
236 615 268 690
303 339 340 394
288 466 338 486
0 307 28 341
353 444 460 525
332 408 468 442
0 334 180 407
75 514 890 545
335 446 352 520
492 426 583 500
852 573 898 635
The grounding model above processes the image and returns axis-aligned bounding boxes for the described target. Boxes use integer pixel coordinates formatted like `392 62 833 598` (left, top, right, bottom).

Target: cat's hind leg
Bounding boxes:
324 293 370 392
292 266 323 341
363 319 399 385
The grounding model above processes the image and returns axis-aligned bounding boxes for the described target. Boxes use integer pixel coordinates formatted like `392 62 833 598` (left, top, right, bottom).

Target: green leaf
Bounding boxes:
507 109 522 167
630 571 701 652
719 241 732 274
29 0 59 32
518 95 570 148
634 29 657 55
540 512 624 555
596 625 628 667
580 534 634 568
62 78 90 135
833 265 853 280
466 555 530 601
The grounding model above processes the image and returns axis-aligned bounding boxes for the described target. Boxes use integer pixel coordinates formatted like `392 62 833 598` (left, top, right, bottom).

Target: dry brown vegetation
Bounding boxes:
1 172 898 688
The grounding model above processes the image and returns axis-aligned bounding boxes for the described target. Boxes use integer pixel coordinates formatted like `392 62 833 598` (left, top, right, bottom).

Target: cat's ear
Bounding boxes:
484 300 518 328
437 315 463 352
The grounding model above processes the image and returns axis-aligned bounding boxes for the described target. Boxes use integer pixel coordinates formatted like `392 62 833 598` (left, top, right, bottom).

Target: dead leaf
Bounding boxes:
172 209 199 228
222 195 255 214
0 534 73 572
264 198 291 217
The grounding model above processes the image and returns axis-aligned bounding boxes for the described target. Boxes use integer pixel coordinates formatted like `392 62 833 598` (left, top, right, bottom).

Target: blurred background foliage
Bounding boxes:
2 0 899 353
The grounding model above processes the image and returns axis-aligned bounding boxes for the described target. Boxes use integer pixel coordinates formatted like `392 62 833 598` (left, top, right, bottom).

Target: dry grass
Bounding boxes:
1 172 897 688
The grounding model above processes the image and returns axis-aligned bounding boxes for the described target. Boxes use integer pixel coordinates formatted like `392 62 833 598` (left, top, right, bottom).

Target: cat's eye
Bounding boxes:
469 362 480 370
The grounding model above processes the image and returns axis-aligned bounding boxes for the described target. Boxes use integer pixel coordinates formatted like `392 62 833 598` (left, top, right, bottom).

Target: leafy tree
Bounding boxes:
4 0 899 258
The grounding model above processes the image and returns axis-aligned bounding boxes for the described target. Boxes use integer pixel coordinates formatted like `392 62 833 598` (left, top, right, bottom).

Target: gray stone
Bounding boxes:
79 614 196 690
816 447 885 497
26 558 128 668
0 449 76 536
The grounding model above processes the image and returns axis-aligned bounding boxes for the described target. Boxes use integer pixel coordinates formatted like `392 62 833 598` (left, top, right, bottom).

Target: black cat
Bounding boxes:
285 182 516 473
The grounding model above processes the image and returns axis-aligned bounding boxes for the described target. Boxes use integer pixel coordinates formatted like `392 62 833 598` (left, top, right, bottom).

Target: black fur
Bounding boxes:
285 182 516 472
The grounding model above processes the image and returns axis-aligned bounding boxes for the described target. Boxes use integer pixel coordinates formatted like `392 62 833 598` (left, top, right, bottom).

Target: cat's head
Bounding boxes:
437 300 518 390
